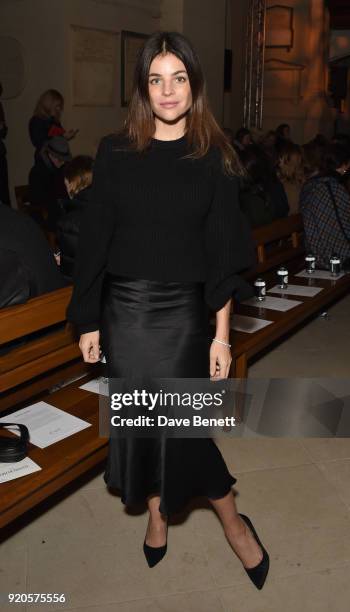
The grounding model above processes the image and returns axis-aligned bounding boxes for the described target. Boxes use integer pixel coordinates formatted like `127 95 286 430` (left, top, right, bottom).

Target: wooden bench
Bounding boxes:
243 213 305 281
227 214 350 377
0 286 106 529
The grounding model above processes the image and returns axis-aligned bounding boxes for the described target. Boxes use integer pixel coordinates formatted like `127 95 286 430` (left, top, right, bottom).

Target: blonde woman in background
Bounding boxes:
29 89 79 161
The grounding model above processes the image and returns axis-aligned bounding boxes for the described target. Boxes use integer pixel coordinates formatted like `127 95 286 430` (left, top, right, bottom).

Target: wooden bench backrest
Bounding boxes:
0 286 91 412
245 213 304 279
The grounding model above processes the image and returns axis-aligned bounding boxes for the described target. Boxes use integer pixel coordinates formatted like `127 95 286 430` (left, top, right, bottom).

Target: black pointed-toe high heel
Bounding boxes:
143 523 168 568
238 513 270 590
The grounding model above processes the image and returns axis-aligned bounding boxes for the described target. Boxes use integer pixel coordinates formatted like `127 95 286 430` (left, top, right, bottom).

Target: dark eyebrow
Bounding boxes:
149 70 187 77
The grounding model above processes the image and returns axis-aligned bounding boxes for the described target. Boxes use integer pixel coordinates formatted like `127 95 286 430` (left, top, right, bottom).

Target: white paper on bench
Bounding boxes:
0 457 41 484
79 377 109 396
230 314 273 333
0 403 91 449
295 269 347 280
267 284 323 297
242 295 302 311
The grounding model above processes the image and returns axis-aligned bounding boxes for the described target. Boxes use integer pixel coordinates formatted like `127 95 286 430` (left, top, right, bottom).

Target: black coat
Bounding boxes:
0 205 66 300
0 249 30 308
269 178 290 219
29 115 64 160
57 187 90 280
239 177 289 228
0 102 7 155
28 151 66 231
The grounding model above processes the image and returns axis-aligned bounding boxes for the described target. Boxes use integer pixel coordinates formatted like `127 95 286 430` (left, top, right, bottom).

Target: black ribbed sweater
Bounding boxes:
67 133 255 334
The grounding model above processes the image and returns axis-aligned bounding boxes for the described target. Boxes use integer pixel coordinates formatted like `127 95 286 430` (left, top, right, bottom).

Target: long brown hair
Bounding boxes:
123 31 244 176
277 142 304 185
34 89 64 118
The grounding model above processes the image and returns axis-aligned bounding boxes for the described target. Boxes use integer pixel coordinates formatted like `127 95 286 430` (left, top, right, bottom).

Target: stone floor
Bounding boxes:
1 295 350 611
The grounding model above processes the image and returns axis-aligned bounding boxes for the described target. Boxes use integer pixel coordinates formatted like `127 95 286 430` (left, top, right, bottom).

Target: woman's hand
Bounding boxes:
79 331 101 363
209 340 232 380
64 128 79 140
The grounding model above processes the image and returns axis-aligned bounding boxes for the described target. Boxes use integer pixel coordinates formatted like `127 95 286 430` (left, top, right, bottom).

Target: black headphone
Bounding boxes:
0 423 29 462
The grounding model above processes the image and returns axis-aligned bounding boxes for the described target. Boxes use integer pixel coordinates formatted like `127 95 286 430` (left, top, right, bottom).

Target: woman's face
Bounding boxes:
242 133 252 147
266 133 276 147
283 126 290 139
53 103 63 120
148 53 192 123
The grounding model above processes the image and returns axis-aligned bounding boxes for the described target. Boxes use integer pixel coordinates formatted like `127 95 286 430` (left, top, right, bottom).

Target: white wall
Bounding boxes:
160 0 228 126
183 0 226 124
0 0 233 204
0 0 339 204
0 0 66 199
62 0 161 158
160 0 184 32
0 0 161 202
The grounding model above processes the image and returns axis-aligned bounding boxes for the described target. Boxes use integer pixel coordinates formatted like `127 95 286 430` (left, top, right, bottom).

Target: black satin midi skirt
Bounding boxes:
100 273 236 516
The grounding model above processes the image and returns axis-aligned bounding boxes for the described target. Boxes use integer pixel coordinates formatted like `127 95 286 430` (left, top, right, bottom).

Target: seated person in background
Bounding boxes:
277 142 304 215
29 89 78 161
57 155 94 281
239 144 289 228
259 130 278 167
0 204 66 307
28 136 71 236
331 133 350 194
275 123 293 153
331 132 350 150
302 137 328 179
300 143 350 269
233 127 253 154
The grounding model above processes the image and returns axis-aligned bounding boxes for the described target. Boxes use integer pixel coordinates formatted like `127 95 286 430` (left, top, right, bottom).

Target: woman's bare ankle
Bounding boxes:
146 515 167 546
224 518 263 568
223 514 246 538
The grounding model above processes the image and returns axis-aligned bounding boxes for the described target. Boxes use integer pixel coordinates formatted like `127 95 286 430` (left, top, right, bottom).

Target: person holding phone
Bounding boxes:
29 89 78 161
67 31 269 589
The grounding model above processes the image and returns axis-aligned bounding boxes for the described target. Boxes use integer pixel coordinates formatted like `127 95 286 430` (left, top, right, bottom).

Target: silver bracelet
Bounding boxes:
213 338 231 348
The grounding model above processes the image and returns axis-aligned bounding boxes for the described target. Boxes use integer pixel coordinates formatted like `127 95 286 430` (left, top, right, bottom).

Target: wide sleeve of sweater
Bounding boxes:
204 153 256 312
66 136 116 334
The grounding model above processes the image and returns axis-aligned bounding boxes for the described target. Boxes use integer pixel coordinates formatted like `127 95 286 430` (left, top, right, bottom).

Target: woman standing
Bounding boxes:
29 89 78 160
67 31 269 589
0 81 10 206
